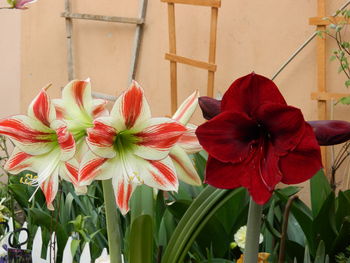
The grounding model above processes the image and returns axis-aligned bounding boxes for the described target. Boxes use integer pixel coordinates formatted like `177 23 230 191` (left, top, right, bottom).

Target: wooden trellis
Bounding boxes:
62 0 148 101
161 0 221 114
309 0 350 169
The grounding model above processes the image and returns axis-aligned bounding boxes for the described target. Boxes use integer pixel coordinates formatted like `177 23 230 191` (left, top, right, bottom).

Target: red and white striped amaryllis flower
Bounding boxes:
79 81 187 214
0 86 77 210
52 79 108 193
7 0 37 9
170 91 202 186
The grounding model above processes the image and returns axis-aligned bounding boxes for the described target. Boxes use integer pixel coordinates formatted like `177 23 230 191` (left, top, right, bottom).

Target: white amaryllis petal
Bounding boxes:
5 147 35 174
130 155 178 191
61 79 94 125
32 148 61 187
110 80 151 130
52 99 65 120
112 176 137 215
59 158 79 186
133 118 186 160
169 145 201 186
86 118 117 159
172 90 199 125
59 159 87 194
79 151 116 187
22 148 61 210
27 88 56 127
75 139 89 163
177 124 202 154
51 120 76 161
40 169 59 211
92 99 109 118
0 115 56 156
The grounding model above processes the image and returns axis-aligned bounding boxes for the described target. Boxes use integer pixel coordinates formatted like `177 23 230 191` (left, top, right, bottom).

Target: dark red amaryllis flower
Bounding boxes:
199 97 350 146
195 73 323 204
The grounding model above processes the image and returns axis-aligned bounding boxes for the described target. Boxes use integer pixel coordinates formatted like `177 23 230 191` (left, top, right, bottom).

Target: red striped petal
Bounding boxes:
88 119 116 148
72 81 88 108
86 118 117 158
149 159 177 188
51 120 75 161
79 158 108 182
57 126 75 152
176 124 202 153
29 89 53 126
41 173 58 211
113 177 135 215
65 162 79 185
122 82 144 128
5 150 32 172
92 99 108 118
172 90 199 124
0 117 54 144
136 121 186 149
52 99 65 120
169 146 201 186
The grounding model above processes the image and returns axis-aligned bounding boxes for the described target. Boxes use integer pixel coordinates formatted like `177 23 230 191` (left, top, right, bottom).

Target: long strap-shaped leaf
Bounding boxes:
161 186 245 263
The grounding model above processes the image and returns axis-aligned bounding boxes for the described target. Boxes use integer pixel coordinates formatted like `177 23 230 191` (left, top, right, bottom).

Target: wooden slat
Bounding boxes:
165 53 217 71
161 0 221 8
64 0 74 81
168 3 178 114
309 16 349 26
61 12 144 24
207 7 218 97
317 0 327 171
311 92 350 101
128 0 148 83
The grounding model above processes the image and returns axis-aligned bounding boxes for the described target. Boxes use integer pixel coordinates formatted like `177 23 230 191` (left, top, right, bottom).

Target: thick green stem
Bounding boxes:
244 198 263 263
102 179 122 263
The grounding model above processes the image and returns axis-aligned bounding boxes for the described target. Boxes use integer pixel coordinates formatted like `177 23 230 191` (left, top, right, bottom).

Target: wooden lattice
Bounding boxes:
161 0 221 113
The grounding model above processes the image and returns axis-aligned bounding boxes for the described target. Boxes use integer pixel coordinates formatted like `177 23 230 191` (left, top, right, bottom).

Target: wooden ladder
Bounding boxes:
161 0 221 114
62 0 148 101
309 0 350 170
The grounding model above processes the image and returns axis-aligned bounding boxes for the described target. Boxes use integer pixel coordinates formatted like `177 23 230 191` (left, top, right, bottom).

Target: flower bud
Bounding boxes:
308 120 350 146
198 96 221 120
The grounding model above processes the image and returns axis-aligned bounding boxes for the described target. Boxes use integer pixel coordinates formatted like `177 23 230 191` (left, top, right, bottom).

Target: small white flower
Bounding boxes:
234 225 263 250
95 255 110 263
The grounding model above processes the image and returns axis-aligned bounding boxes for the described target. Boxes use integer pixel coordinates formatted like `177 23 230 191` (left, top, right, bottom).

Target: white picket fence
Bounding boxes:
2 218 109 263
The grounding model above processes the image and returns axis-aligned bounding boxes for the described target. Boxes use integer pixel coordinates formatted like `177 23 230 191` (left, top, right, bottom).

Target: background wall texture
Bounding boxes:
1 0 350 201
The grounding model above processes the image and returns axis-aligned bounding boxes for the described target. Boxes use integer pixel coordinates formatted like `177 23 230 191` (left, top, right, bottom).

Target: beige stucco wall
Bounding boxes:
0 8 21 118
0 0 347 201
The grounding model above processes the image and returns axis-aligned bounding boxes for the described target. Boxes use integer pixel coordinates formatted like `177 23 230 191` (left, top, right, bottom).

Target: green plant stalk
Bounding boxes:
102 179 122 263
244 198 263 263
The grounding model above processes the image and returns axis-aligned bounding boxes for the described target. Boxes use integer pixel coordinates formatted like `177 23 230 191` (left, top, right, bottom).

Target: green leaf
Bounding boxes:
304 245 311 263
263 199 275 253
313 192 337 253
314 241 326 263
336 191 350 230
331 216 350 257
200 259 233 263
193 151 207 181
161 187 246 263
275 190 315 255
310 169 331 218
128 215 153 263
287 214 305 246
278 186 301 197
70 239 80 259
339 96 350 105
29 208 68 262
264 214 281 239
286 240 305 263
